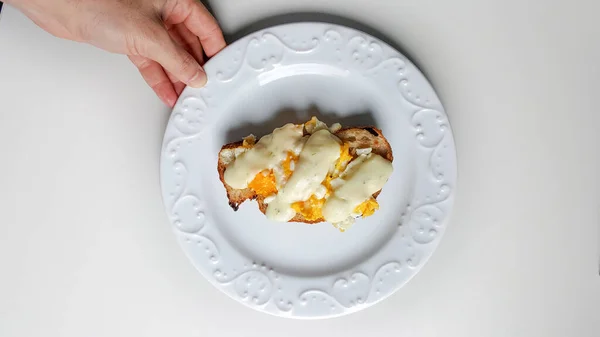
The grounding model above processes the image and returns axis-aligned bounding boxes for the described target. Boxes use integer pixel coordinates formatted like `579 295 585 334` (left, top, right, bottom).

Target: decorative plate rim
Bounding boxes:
160 22 457 319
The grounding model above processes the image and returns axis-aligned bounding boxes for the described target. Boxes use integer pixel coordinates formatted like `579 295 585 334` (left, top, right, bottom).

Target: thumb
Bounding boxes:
139 25 207 88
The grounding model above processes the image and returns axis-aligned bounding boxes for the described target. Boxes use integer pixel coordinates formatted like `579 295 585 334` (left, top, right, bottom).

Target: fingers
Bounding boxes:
162 0 225 57
141 25 207 88
168 23 204 64
164 69 187 95
184 0 226 57
129 55 178 107
173 81 186 95
130 0 224 96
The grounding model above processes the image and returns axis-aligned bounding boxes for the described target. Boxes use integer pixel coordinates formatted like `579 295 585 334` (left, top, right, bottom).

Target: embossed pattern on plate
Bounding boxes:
160 23 457 319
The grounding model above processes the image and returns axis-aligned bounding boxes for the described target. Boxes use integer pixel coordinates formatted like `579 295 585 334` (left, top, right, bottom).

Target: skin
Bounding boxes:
5 0 227 107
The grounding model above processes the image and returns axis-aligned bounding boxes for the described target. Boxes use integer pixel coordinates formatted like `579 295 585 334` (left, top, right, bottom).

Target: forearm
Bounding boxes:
3 0 33 5
5 0 77 41
3 0 225 107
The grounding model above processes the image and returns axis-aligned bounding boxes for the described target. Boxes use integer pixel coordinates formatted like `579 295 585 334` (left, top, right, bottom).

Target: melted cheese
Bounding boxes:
223 117 393 229
224 124 304 189
281 152 296 180
305 116 329 134
322 143 352 195
272 151 297 189
266 129 341 221
322 154 393 224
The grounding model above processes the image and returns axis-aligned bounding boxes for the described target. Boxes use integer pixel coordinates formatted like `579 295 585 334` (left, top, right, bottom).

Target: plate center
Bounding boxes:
205 71 412 276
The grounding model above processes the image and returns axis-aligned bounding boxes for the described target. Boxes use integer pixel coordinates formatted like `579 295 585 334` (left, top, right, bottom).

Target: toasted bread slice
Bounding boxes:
217 126 393 223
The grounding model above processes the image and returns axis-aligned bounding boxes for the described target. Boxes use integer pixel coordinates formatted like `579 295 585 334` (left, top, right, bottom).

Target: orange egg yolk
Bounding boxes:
248 170 277 197
354 198 379 217
323 143 353 194
291 195 326 221
336 143 353 171
248 152 297 197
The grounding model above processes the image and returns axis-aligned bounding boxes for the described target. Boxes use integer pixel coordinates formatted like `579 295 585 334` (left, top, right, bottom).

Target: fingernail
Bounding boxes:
188 68 207 88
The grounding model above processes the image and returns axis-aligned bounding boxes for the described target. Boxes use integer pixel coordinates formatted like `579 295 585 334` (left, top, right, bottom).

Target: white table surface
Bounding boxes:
1 1 599 336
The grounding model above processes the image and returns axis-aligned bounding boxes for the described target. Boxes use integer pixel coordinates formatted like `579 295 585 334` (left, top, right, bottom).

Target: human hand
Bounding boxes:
7 0 226 107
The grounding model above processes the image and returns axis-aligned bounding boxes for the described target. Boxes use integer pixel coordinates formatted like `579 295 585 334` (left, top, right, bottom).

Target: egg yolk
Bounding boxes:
291 195 326 221
242 135 256 148
354 198 379 217
304 117 317 128
323 143 353 194
248 152 297 197
248 170 277 197
336 143 353 171
248 140 378 221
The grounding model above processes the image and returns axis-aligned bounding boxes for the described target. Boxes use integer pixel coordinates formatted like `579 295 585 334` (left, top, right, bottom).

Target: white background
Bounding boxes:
1 1 599 336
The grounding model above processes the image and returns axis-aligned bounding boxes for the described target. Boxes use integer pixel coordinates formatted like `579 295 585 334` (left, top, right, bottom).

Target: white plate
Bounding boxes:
160 22 457 319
